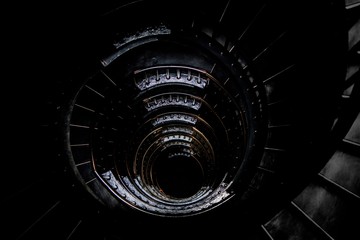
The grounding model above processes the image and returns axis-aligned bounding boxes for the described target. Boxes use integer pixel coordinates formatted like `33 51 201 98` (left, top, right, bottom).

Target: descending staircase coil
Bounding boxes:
3 0 359 239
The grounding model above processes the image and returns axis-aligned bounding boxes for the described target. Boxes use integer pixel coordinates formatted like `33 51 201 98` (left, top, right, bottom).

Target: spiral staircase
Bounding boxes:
2 0 359 239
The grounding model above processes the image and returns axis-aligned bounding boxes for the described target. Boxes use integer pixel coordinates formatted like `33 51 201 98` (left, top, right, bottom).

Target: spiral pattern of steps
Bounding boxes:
2 0 358 239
